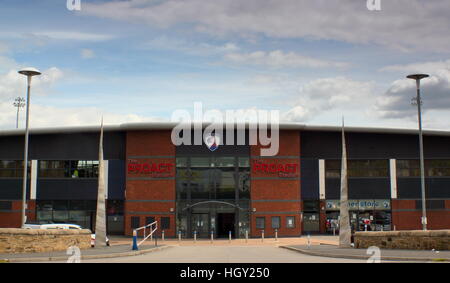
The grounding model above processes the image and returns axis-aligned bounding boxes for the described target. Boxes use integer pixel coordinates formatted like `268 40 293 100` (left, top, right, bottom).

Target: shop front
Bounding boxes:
325 199 391 233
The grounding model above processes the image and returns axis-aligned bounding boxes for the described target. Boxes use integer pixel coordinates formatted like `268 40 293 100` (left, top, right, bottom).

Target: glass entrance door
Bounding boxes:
191 213 209 238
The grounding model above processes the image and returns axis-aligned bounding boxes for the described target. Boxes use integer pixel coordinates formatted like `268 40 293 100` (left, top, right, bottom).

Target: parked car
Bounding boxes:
23 222 109 247
23 223 82 230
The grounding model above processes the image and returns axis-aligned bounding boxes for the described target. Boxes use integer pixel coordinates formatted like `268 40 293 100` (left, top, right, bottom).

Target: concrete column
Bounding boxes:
319 159 326 200
30 160 37 200
390 159 397 199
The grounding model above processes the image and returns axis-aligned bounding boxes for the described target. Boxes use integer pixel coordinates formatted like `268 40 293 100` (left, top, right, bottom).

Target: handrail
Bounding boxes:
134 221 158 246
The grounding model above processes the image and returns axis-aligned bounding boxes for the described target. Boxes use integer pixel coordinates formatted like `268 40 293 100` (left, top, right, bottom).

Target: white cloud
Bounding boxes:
380 60 450 74
0 31 114 42
82 0 450 52
374 68 450 119
81 48 95 59
0 101 165 130
32 31 114 42
142 36 239 56
223 50 348 69
282 76 375 122
0 67 64 104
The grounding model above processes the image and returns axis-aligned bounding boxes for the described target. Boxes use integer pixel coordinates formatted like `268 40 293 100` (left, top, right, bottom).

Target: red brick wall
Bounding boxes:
124 131 176 237
0 200 35 228
250 130 301 237
391 199 450 230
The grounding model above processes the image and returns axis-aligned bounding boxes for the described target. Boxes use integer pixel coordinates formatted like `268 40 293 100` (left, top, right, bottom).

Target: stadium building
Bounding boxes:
0 123 449 237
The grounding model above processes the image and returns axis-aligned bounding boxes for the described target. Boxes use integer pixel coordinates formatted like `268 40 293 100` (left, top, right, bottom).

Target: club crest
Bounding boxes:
204 134 220 151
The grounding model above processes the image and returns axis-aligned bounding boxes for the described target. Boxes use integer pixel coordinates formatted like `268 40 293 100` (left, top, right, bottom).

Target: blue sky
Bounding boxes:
1 0 450 130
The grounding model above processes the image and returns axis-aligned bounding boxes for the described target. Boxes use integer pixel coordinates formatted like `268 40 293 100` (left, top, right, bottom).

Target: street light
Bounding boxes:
13 97 26 129
18 67 41 228
406 73 429 231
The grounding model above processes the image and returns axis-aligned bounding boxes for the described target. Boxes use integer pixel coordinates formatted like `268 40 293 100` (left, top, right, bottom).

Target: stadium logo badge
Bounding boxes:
204 134 220 152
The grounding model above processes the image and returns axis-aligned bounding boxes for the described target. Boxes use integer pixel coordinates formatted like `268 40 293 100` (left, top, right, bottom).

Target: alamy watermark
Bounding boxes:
171 102 280 156
366 246 381 263
67 0 81 11
66 246 81 263
367 0 381 11
67 1 380 12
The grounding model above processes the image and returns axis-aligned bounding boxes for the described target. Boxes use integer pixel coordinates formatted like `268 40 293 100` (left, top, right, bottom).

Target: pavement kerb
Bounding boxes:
0 245 172 263
279 246 449 262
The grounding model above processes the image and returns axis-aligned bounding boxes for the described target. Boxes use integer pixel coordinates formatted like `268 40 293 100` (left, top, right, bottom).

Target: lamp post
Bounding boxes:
406 73 429 231
18 67 41 228
13 97 26 129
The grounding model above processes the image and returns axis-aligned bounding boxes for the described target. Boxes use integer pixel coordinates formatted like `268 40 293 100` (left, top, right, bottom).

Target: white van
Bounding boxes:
23 223 109 247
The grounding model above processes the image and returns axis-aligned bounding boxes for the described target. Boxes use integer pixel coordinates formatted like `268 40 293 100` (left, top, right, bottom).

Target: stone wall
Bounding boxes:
355 230 449 250
0 228 92 254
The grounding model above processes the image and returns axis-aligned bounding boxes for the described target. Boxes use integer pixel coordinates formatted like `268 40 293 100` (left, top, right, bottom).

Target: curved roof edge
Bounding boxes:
0 122 449 136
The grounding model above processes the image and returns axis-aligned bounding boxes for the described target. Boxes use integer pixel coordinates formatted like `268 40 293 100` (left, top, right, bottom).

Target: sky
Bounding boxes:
1 0 450 130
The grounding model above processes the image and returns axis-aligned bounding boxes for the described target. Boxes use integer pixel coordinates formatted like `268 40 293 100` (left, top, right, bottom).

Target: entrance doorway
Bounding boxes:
217 213 235 238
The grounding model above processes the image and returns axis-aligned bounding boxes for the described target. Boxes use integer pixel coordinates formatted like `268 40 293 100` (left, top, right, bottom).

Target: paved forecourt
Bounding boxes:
58 245 368 263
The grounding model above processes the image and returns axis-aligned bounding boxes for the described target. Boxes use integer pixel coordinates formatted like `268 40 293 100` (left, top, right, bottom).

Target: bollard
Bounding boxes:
210 230 214 244
275 229 278 242
333 227 336 236
307 234 311 248
162 230 165 242
245 230 248 243
261 230 264 242
178 230 182 242
229 231 232 243
132 230 138 251
194 230 197 243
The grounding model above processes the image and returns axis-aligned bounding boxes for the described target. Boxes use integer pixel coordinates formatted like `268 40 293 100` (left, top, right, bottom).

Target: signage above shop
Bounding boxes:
252 160 299 178
326 199 391 211
127 161 175 177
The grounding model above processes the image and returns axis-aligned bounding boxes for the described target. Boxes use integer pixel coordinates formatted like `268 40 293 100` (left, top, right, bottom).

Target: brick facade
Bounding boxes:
250 130 302 237
124 131 176 236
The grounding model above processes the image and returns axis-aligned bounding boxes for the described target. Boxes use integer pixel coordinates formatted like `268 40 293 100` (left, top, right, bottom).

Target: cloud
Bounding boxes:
0 67 64 102
380 60 450 74
282 76 375 122
0 31 114 43
31 31 114 42
374 68 450 119
0 101 165 129
223 50 349 69
81 48 95 59
142 36 239 56
82 0 450 52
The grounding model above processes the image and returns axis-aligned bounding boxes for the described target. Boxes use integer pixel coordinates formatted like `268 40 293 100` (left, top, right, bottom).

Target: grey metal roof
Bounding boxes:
0 122 450 136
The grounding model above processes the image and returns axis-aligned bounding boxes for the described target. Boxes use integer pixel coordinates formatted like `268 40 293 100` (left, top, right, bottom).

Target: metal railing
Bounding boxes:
132 221 158 250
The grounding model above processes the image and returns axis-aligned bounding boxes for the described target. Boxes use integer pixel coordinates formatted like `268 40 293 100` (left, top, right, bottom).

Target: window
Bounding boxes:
190 157 211 168
397 159 450 177
176 158 188 168
0 161 30 178
146 216 155 225
238 157 250 168
256 217 265 229
326 159 389 178
161 217 170 230
303 200 319 212
38 160 99 178
271 216 281 229
286 216 295 228
214 157 235 167
131 217 141 229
